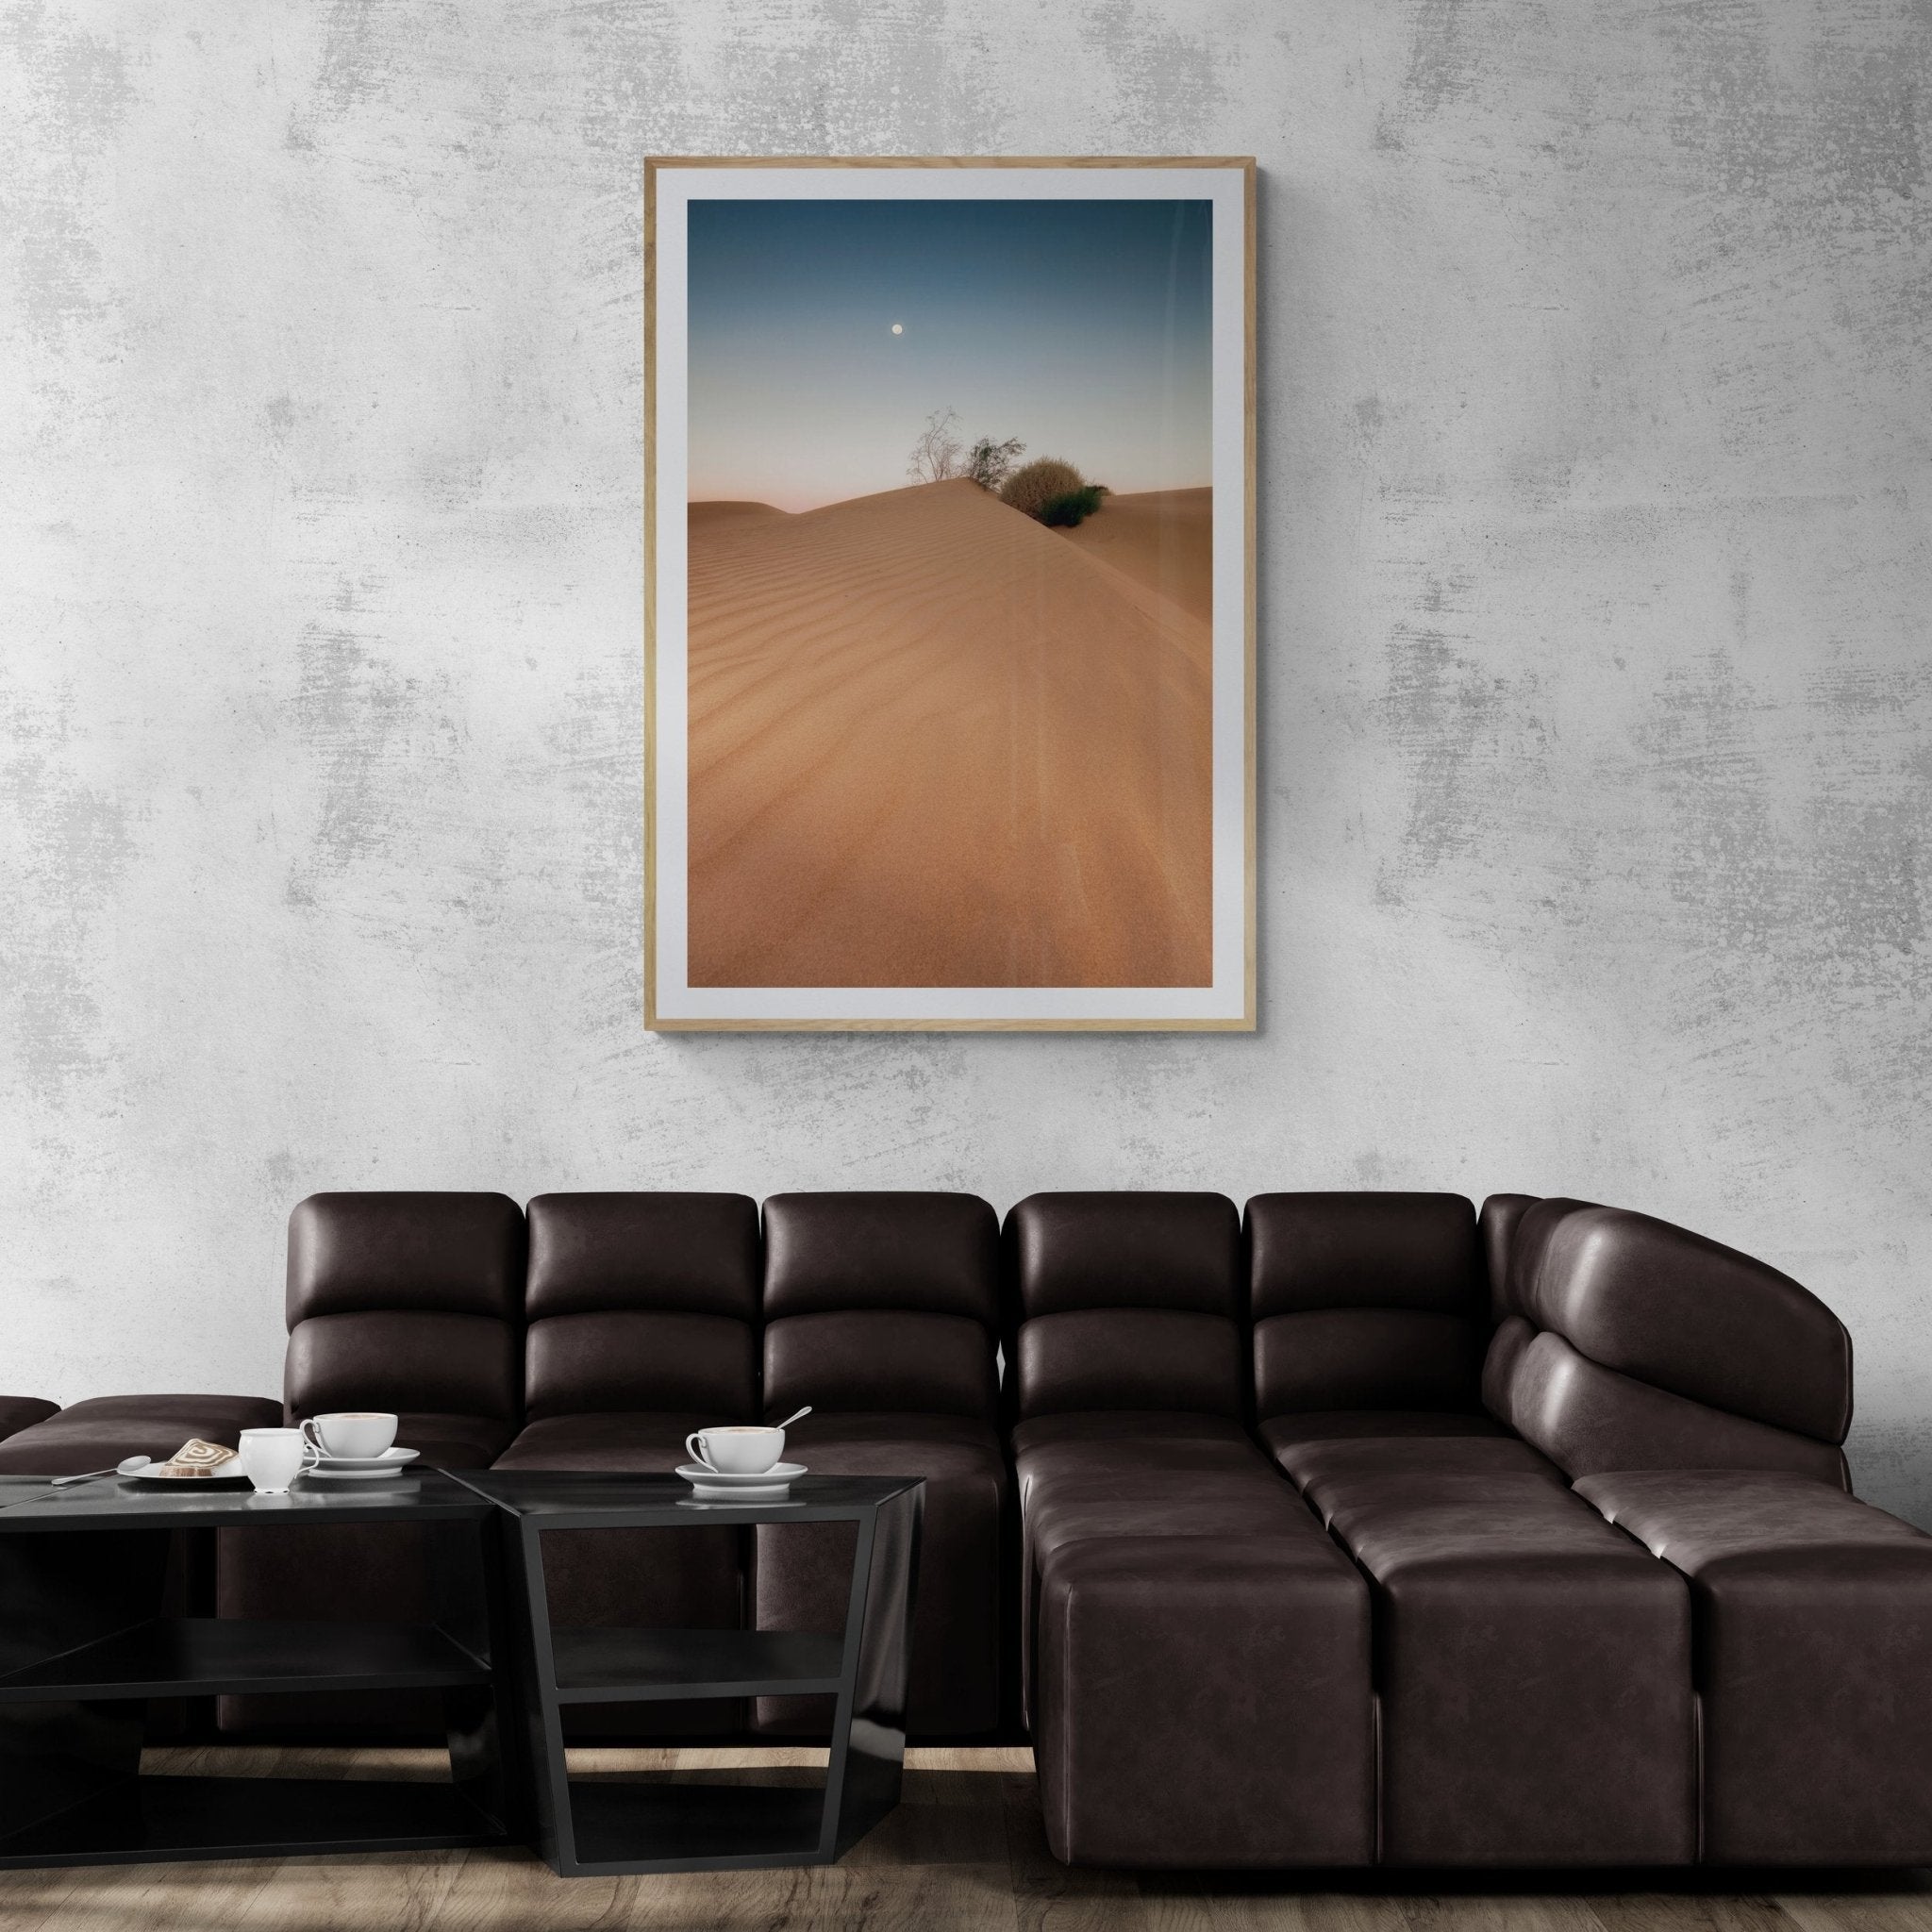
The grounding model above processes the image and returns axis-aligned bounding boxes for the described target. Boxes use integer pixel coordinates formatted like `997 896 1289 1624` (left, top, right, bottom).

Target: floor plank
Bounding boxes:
1779 1892 1932 1932
0 1749 1928 1932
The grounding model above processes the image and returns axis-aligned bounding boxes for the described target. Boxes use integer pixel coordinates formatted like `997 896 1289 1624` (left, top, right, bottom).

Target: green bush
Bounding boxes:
1000 458 1085 521
966 435 1024 491
1039 486 1108 527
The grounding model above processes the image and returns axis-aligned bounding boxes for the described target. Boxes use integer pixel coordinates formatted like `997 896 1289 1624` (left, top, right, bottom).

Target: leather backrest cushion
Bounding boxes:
525 1311 757 1422
1496 1195 1596 1319
1006 1192 1241 1318
286 1310 518 1422
1529 1207 1852 1443
287 1192 525 1324
1502 1327 1848 1487
762 1192 998 1322
526 1193 759 1321
1246 1192 1482 1317
1481 1312 1536 1422
1255 1308 1485 1416
763 1310 996 1419
1478 1193 1539 1315
1015 1308 1241 1419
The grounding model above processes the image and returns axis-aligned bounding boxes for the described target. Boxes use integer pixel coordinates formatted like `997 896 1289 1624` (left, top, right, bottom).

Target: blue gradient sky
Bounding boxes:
686 198 1212 510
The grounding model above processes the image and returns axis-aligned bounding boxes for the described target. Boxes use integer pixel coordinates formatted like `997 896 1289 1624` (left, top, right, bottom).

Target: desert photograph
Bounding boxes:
681 194 1215 989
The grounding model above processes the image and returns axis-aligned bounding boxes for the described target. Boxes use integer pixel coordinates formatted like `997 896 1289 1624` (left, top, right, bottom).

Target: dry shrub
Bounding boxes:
1000 458 1085 521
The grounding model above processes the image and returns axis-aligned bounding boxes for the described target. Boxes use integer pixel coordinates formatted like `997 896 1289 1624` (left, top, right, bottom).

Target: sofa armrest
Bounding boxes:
0 1396 58 1443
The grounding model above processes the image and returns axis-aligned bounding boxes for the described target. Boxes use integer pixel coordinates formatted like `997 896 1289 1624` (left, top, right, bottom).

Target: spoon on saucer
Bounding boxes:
53 1456 152 1488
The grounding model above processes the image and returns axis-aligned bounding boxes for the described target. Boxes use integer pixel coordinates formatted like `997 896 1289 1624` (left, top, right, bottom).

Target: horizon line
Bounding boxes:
686 475 1214 516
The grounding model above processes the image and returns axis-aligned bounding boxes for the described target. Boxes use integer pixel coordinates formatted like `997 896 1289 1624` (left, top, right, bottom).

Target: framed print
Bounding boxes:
646 157 1255 1030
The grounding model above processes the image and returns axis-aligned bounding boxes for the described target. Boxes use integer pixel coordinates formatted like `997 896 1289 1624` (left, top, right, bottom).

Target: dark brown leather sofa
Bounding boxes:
218 1190 526 1734
1246 1191 1694 1866
1006 1191 1375 1865
752 1191 1008 1740
494 1191 763 1738
3 1184 1928 1871
0 1395 60 1445
0 1394 274 1472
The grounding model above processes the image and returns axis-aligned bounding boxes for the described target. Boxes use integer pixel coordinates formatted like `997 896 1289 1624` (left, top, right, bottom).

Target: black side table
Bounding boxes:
456 1471 923 1876
0 1472 515 1867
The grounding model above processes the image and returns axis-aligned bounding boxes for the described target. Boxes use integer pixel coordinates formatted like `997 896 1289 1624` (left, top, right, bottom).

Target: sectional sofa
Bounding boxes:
2 1187 1929 1870
0 1395 58 1443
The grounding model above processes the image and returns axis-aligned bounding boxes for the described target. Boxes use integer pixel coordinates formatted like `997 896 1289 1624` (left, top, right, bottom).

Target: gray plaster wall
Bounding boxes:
5 2 1929 1514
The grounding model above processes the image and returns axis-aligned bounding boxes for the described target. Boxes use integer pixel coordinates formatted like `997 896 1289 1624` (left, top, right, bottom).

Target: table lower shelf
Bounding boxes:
0 1617 490 1701
0 1776 499 1868
549 1626 845 1702
565 1778 827 1871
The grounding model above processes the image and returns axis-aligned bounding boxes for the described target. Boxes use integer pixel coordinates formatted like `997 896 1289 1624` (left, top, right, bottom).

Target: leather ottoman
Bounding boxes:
1033 1528 1372 1867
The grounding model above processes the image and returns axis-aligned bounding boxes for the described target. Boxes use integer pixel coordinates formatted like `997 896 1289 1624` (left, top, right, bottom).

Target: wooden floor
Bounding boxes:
3 1747 1931 1932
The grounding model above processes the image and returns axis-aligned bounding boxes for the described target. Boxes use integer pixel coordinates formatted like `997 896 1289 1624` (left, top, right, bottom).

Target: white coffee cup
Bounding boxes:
239 1427 320 1494
685 1425 786 1475
302 1412 398 1460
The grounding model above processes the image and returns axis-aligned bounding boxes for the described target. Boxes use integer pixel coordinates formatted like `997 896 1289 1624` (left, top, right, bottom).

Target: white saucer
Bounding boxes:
676 1461 806 1501
315 1446 419 1470
306 1446 420 1481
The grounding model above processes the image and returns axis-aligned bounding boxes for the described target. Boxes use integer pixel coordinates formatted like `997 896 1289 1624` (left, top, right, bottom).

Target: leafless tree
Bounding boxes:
907 407 965 484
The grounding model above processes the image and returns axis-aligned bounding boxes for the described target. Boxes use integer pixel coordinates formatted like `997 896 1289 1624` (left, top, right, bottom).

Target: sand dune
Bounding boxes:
688 500 785 529
1058 487 1213 626
685 478 1212 989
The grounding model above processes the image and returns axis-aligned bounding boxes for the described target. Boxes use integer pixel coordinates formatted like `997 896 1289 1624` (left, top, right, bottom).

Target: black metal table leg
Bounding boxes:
456 1472 926 1876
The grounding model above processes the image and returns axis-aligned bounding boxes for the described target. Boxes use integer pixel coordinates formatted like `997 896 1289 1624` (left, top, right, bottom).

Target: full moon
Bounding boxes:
891 322 903 335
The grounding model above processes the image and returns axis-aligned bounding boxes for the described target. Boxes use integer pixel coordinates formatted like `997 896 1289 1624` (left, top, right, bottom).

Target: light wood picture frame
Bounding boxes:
646 157 1256 1031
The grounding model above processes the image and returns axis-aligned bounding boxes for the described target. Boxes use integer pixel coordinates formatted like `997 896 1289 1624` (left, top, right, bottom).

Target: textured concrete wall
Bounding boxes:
5 3 1929 1512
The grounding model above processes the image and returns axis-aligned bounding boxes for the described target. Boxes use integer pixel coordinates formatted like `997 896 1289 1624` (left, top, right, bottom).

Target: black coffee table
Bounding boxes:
455 1471 923 1876
0 1470 515 1867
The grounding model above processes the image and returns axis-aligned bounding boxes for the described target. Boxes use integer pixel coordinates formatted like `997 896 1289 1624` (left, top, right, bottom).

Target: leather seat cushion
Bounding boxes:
751 1413 1007 1739
1011 1410 1260 1499
1260 1408 1506 1458
1581 1468 1932 1567
1276 1434 1565 1525
1577 1469 1932 1864
491 1411 707 1472
1010 1413 1292 1729
384 1411 511 1470
1034 1532 1372 1867
1319 1466 1694 1865
1326 1469 1670 1576
0 1393 283 1474
757 1409 1004 1483
1027 1467 1332 1563
0 1397 58 1443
